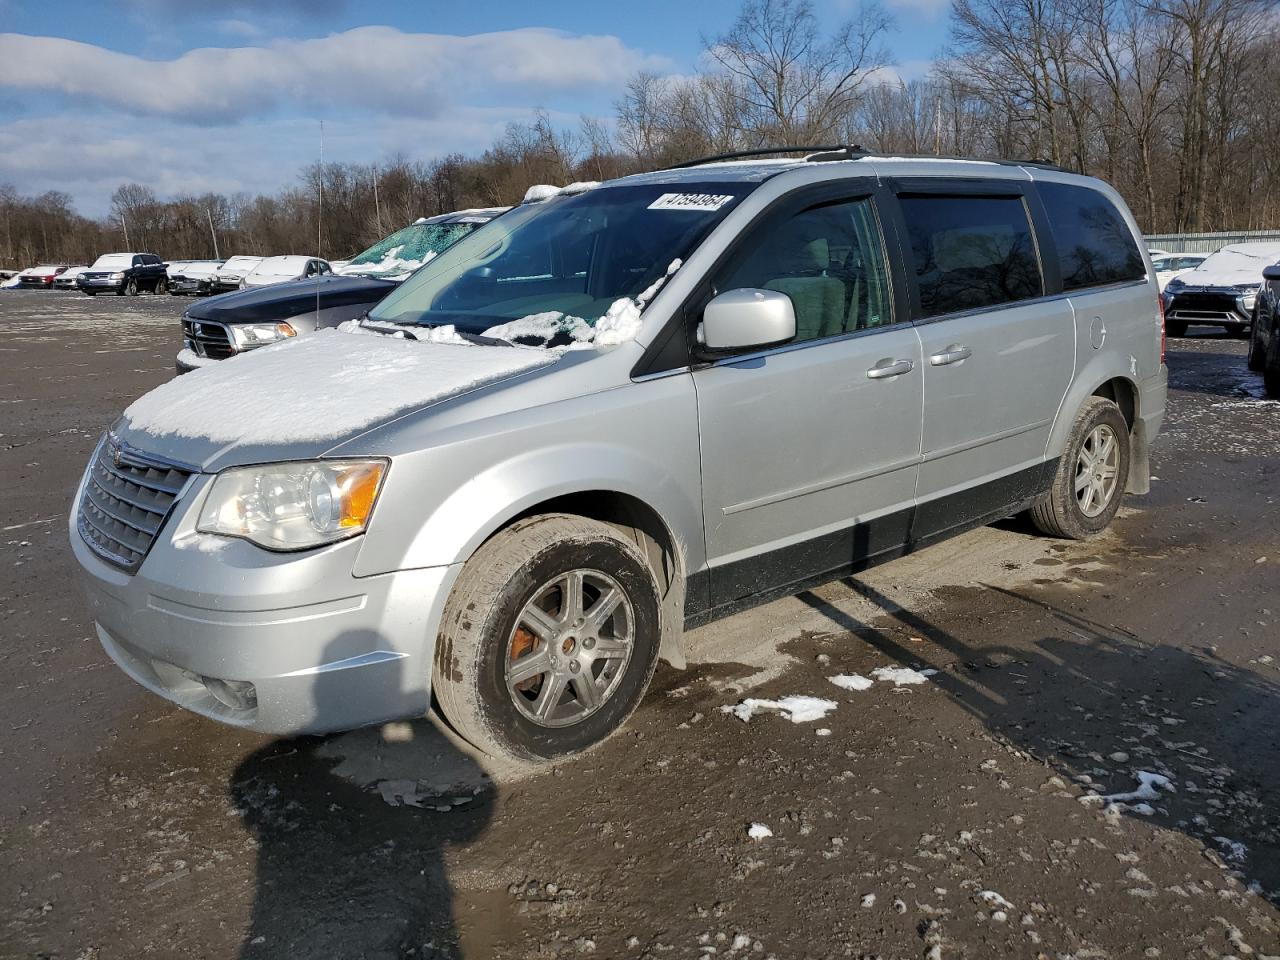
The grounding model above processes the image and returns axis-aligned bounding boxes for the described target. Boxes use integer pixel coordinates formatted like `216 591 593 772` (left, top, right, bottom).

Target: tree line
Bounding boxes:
3 0 1277 271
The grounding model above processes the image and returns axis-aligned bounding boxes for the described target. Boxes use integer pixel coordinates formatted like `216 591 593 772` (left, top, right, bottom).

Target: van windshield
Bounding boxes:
367 183 754 339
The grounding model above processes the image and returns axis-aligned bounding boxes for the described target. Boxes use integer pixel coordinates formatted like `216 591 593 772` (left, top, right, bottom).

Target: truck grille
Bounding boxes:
182 317 236 359
1167 290 1244 322
77 437 194 572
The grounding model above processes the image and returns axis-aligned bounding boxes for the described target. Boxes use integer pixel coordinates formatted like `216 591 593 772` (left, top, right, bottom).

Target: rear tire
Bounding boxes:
1030 397 1130 540
434 514 662 763
1248 320 1266 372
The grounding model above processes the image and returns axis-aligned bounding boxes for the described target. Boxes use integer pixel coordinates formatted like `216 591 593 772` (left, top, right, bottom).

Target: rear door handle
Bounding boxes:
866 358 914 379
929 344 972 366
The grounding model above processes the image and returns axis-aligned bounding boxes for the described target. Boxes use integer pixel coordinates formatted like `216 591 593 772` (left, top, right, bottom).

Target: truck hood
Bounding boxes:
113 327 557 472
185 275 397 324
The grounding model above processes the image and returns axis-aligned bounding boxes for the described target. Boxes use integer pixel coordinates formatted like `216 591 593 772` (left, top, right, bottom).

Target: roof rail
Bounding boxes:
664 146 852 169
664 144 1069 174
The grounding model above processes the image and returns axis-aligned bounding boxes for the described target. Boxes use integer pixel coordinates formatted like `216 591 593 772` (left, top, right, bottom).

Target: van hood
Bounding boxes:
185 275 397 324
113 327 556 471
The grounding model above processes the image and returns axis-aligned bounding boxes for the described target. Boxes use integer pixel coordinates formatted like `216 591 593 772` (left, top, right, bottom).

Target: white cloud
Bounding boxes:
865 58 938 87
0 27 671 124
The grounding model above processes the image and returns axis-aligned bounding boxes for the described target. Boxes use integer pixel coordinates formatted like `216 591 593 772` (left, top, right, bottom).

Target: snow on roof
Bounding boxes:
123 327 554 445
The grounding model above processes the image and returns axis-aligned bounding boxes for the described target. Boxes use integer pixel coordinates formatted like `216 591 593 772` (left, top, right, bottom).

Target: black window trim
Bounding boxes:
631 178 910 378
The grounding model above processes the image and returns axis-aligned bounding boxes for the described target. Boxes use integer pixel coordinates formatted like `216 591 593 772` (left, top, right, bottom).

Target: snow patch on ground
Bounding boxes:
123 327 553 444
747 822 773 840
721 695 838 724
871 666 938 686
828 673 874 691
1101 770 1176 805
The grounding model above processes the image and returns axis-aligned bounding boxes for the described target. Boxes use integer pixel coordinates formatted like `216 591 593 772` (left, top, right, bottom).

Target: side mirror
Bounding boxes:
1262 264 1280 281
700 288 796 352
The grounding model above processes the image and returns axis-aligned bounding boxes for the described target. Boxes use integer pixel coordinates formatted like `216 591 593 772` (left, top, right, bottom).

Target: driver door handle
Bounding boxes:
866 358 915 379
929 344 973 366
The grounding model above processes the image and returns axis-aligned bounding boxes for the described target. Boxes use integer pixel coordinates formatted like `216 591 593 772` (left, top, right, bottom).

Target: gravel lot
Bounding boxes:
2 289 1279 959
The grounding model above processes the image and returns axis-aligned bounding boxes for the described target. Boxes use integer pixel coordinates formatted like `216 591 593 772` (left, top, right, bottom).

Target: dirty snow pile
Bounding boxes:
871 665 937 686
828 673 875 691
175 348 216 369
720 696 838 724
122 327 553 445
1080 770 1177 816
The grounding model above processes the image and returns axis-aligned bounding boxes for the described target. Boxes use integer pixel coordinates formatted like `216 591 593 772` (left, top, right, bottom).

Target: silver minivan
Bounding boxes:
71 152 1167 762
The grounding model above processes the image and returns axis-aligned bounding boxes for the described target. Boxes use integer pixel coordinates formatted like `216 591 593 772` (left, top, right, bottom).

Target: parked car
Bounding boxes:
16 264 71 288
77 253 169 296
1248 263 1280 396
1151 253 1205 291
211 255 264 292
72 153 1165 763
240 255 332 289
176 210 505 372
53 266 90 289
1162 242 1280 337
168 259 224 296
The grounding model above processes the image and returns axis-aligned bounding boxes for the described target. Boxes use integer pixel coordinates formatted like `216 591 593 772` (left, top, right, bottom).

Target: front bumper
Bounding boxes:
78 278 123 291
70 474 454 735
171 277 213 295
1164 288 1253 327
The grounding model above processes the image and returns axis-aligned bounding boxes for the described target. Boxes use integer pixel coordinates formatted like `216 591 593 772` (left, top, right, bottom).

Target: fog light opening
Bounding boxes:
203 676 258 712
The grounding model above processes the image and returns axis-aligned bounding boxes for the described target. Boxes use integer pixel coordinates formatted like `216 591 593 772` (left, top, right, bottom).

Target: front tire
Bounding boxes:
1030 397 1130 540
155 277 168 295
434 514 662 763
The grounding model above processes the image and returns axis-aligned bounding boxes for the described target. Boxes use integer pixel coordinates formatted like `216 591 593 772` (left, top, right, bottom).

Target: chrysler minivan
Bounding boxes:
71 150 1167 763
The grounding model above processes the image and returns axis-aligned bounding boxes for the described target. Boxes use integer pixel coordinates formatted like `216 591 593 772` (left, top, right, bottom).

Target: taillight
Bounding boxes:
1157 291 1166 365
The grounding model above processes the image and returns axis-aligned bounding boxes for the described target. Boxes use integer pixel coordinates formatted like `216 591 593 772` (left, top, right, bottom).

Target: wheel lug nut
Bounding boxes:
583 638 595 650
569 661 580 673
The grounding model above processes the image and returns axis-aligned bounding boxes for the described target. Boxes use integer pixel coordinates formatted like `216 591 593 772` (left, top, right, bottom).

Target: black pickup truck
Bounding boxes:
177 209 506 371
77 252 169 296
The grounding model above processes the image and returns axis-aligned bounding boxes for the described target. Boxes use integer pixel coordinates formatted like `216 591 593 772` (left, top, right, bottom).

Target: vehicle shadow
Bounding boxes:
798 578 1280 900
230 635 495 959
1164 341 1268 400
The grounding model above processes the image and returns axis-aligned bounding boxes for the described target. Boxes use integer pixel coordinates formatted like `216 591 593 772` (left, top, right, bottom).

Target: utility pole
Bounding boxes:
206 207 220 259
373 164 383 236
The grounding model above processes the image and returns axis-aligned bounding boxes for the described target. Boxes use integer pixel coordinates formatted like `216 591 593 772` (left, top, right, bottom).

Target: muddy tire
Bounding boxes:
1030 397 1130 540
434 513 661 763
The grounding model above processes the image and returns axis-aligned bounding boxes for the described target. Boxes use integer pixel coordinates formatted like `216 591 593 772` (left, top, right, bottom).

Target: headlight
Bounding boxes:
230 322 297 347
1165 277 1183 291
197 459 387 550
109 271 125 280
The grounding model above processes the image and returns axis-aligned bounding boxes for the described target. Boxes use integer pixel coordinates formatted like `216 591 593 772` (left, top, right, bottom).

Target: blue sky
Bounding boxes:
0 0 950 217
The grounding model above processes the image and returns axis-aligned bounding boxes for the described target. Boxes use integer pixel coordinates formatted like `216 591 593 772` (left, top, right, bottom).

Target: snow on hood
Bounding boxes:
1175 244 1280 288
336 245 436 281
121 327 554 446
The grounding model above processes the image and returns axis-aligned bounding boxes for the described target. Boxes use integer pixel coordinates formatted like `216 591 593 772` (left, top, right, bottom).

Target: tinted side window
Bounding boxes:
1038 182 1144 290
717 196 894 343
899 195 1042 318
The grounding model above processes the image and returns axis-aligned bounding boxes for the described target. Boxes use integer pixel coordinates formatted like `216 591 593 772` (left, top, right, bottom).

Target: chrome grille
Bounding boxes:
182 317 236 359
77 437 193 572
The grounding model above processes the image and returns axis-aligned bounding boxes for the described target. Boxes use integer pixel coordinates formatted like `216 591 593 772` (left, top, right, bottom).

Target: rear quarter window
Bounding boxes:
1038 182 1145 291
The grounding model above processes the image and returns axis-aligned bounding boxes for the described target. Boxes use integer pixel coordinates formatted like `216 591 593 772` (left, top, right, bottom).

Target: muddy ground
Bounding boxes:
1 289 1278 959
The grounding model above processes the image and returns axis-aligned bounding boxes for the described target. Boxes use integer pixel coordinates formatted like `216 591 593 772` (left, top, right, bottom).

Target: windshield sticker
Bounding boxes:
648 193 735 212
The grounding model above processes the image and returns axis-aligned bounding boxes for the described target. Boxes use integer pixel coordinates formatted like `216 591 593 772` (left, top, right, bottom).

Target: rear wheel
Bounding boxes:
434 514 662 763
1030 397 1130 540
1248 319 1266 372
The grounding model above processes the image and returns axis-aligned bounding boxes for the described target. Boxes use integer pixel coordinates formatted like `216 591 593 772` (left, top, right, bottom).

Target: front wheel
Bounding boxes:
434 514 662 763
1029 397 1130 540
123 279 138 296
154 277 168 295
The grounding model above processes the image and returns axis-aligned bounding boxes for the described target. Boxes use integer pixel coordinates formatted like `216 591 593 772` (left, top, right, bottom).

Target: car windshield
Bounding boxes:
368 183 754 339
91 254 132 270
251 257 305 278
343 222 483 278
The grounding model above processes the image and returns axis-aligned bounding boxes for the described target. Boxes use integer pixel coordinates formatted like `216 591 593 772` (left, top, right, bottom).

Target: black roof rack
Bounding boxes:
664 144 1068 174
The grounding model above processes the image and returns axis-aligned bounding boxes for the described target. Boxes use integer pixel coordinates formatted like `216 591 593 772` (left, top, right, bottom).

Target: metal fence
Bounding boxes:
1144 230 1280 254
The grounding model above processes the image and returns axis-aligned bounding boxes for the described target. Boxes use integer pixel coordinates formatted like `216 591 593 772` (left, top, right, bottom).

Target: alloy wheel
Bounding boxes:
1074 423 1120 518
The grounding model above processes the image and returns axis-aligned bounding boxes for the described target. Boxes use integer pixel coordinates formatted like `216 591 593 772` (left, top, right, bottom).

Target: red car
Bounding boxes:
15 264 71 289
